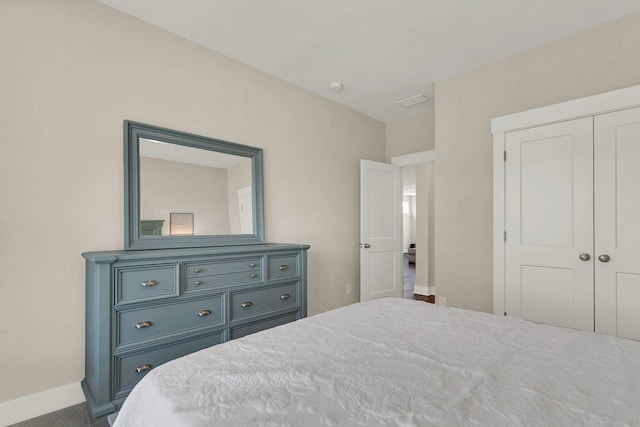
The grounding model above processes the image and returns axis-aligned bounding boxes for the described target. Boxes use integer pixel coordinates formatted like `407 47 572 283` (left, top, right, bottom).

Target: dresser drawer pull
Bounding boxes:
135 321 153 329
250 262 257 267
140 280 158 287
136 364 152 373
198 309 212 317
194 268 202 273
241 302 253 308
250 273 258 279
194 280 202 286
278 265 288 271
280 293 290 300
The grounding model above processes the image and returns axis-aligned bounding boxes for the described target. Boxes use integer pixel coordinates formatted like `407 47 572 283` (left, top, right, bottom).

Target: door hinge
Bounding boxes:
504 312 507 316
504 231 507 242
504 150 507 162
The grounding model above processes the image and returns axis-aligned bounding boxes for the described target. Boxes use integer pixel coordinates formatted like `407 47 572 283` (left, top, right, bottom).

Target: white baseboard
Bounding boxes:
0 382 85 427
413 285 435 296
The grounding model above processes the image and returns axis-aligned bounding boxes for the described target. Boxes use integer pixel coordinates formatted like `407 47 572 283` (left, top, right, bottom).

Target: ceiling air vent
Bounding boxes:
396 93 429 108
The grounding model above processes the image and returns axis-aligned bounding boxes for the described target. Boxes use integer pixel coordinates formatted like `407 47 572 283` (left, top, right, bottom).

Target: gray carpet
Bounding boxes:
404 253 416 298
8 403 109 427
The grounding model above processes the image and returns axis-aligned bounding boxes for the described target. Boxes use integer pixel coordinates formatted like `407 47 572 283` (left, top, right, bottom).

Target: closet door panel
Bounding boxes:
520 137 574 246
616 274 640 340
594 107 640 340
505 118 594 331
521 266 574 327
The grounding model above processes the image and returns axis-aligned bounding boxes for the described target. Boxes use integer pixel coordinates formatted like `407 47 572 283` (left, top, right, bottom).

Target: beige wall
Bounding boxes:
416 162 435 289
386 110 435 161
434 12 640 312
0 0 385 404
140 157 230 235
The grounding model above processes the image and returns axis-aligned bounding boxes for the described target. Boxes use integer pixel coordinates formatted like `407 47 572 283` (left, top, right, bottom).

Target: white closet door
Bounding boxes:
505 118 594 331
594 107 640 340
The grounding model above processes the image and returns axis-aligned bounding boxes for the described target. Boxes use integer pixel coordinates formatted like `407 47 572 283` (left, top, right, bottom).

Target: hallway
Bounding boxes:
403 253 415 299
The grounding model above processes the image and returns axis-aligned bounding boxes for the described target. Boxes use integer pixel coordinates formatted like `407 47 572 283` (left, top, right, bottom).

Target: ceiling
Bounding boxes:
97 0 640 123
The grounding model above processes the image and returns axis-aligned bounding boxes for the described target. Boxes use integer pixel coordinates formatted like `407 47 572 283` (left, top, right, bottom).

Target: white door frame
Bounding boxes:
492 83 640 316
390 150 436 167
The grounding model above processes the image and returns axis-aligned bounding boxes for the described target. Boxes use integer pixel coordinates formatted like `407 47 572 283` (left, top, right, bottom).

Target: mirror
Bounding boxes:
124 120 264 250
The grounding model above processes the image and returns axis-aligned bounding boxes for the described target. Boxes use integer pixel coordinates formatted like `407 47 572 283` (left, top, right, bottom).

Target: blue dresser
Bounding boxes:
82 243 309 418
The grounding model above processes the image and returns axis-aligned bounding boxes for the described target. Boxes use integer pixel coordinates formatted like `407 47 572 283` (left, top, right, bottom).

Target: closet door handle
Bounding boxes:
578 253 591 261
598 254 611 263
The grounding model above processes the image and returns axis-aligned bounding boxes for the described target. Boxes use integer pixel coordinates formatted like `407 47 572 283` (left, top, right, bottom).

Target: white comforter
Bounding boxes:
113 298 640 426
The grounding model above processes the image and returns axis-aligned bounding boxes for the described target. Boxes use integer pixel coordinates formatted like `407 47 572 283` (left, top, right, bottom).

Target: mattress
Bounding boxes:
112 298 640 426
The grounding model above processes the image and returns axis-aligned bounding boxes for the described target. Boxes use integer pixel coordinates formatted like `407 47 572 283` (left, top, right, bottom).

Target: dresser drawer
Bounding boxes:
115 295 225 348
230 311 299 339
114 331 225 397
184 271 262 293
185 257 262 279
115 264 179 305
267 253 299 280
230 282 299 322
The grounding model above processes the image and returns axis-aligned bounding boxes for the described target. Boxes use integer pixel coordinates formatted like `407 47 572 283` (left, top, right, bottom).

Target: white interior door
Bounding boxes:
594 107 640 340
237 186 253 234
505 118 594 331
360 159 403 301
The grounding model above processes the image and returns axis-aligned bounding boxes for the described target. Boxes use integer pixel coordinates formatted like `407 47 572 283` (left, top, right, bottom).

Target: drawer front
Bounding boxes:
116 264 179 305
114 331 224 396
230 311 299 340
115 295 225 348
184 271 262 293
230 282 299 322
185 257 262 279
267 253 299 280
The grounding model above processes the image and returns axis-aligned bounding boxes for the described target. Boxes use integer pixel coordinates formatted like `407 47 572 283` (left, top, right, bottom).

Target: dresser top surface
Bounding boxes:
82 243 310 263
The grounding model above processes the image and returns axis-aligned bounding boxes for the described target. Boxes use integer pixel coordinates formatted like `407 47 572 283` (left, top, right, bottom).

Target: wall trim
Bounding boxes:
413 285 435 295
390 150 435 166
391 150 436 166
0 382 85 427
491 83 640 133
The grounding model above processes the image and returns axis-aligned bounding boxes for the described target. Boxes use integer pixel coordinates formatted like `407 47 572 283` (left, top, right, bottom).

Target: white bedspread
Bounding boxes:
113 298 640 426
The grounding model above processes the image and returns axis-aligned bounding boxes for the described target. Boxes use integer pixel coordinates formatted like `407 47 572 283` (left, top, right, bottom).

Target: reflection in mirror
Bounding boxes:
124 120 264 250
139 139 253 237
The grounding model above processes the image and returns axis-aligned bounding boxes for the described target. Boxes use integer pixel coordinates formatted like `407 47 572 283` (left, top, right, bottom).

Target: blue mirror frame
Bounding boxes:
124 120 265 250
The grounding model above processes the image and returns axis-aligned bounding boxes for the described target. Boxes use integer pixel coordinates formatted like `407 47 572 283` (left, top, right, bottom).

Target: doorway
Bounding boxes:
402 170 417 298
391 150 436 300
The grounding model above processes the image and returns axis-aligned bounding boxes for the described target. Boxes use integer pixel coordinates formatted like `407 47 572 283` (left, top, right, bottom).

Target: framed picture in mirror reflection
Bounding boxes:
170 213 194 236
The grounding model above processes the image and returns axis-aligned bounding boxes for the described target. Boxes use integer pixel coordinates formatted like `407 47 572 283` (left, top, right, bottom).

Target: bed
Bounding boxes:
112 298 640 426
